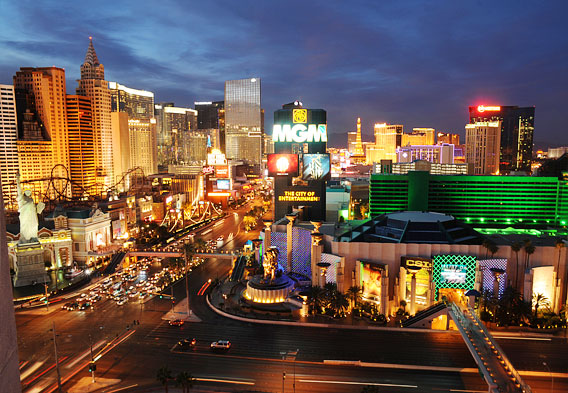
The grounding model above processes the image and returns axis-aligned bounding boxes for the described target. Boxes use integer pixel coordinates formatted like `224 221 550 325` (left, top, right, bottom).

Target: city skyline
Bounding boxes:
1 1 567 147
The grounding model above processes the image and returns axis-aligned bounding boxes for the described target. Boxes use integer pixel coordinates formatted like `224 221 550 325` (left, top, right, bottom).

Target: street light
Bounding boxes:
543 361 553 393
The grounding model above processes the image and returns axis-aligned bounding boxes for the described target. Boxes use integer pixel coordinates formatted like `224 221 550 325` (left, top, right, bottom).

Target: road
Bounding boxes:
15 201 568 392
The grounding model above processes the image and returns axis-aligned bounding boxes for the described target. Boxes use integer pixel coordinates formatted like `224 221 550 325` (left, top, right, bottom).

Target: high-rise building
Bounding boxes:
224 78 262 167
350 118 366 164
195 101 225 152
402 128 435 146
188 132 208 163
437 132 460 145
110 112 130 189
371 123 403 162
155 103 198 166
109 82 157 176
469 105 535 173
14 67 69 182
77 37 114 189
347 131 357 154
0 85 19 210
465 121 501 175
397 144 455 164
66 95 95 197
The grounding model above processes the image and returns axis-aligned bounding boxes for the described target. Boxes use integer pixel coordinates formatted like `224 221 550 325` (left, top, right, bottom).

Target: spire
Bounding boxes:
84 36 100 66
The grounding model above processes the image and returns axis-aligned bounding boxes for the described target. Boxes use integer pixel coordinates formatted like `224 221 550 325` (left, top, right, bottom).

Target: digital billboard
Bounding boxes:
432 255 476 300
361 262 383 303
275 186 321 206
267 154 299 177
216 179 230 190
215 166 229 178
302 153 331 181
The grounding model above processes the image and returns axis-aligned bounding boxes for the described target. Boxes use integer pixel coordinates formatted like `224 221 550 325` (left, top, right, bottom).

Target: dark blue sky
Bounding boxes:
1 1 567 147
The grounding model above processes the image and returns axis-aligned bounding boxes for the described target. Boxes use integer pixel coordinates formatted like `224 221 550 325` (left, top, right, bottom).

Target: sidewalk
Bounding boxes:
162 297 202 322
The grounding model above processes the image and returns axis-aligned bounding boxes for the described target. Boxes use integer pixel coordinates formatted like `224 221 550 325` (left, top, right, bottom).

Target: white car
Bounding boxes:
210 340 231 350
117 298 127 306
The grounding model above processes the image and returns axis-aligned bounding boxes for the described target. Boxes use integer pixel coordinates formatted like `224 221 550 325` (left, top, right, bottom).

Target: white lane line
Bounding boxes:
20 361 44 381
299 379 417 388
103 384 139 392
65 339 106 368
450 390 487 393
201 229 212 235
196 377 255 385
496 336 551 341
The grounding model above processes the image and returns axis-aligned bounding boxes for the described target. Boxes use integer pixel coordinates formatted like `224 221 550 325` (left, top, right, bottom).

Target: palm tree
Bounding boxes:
193 238 207 252
175 371 194 393
156 366 172 393
511 242 522 287
532 293 550 319
307 285 326 314
555 238 564 285
329 290 349 317
347 286 362 310
524 241 536 272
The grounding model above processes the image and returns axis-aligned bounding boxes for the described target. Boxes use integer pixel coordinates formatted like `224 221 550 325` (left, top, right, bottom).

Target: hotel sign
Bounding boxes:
272 124 328 143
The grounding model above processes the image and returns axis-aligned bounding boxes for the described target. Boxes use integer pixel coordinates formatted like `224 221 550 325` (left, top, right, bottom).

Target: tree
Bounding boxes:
555 238 565 286
532 293 550 319
511 242 522 287
175 371 194 393
307 285 326 314
329 290 349 317
156 366 172 393
193 238 207 252
347 286 362 309
243 215 257 231
524 240 536 271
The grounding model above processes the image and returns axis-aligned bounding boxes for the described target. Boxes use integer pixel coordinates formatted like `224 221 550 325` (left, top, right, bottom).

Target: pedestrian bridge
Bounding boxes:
127 249 239 260
447 302 532 393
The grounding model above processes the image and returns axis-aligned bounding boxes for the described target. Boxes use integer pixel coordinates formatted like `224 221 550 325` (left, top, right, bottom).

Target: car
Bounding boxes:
169 319 184 327
79 302 92 310
65 301 80 311
117 298 127 306
178 338 196 350
210 340 231 350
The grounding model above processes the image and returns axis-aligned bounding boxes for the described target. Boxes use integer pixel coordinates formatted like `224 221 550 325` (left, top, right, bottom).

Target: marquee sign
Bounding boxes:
477 105 501 112
401 257 432 271
302 153 331 181
275 186 321 205
267 154 299 177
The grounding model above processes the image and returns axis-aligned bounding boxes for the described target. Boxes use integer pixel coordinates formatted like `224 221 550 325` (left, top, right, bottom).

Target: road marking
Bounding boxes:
196 377 255 385
496 336 551 341
20 361 44 381
450 390 487 393
65 339 106 368
201 229 212 235
104 384 139 392
19 360 29 370
299 379 417 388
26 378 52 393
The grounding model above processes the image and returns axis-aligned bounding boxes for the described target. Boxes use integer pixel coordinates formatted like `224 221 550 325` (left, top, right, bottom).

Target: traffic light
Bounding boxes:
88 362 96 372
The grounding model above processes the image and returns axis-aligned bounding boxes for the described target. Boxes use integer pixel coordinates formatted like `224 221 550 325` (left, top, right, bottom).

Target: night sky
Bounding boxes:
1 0 567 147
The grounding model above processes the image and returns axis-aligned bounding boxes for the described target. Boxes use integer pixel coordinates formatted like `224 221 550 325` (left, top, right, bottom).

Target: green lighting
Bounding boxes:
480 218 485 222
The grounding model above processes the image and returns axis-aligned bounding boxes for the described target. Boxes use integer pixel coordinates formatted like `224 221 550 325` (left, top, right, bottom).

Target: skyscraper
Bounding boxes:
109 82 157 176
224 78 262 168
195 101 225 152
66 95 95 197
402 128 435 146
370 123 403 162
77 37 114 189
0 85 19 210
469 105 535 173
14 67 69 183
437 132 460 145
465 121 501 175
155 103 197 166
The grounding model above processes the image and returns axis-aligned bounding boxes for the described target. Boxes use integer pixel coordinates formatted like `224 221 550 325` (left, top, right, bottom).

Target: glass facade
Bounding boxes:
370 172 568 228
469 106 535 174
154 104 197 166
224 78 262 166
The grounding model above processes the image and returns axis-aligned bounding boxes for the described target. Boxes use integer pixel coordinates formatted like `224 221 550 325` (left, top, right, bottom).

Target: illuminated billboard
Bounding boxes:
477 105 501 113
216 179 230 190
360 262 383 303
267 154 299 177
302 153 331 181
272 124 327 143
432 255 476 300
275 186 321 206
215 166 229 178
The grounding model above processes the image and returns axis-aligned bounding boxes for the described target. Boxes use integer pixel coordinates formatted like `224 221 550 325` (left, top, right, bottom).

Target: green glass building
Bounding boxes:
370 172 568 228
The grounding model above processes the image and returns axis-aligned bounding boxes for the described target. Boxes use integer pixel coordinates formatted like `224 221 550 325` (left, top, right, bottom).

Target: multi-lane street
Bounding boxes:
15 201 568 392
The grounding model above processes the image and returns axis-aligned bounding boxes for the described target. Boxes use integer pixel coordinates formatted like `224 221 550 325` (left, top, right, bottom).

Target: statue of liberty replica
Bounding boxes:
13 173 49 287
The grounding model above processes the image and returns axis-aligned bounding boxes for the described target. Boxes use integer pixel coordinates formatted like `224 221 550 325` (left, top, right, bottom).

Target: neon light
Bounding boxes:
477 105 501 112
272 124 327 143
208 192 231 197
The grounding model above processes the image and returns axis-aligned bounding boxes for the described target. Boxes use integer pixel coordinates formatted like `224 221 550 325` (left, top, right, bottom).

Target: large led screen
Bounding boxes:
267 154 299 177
302 153 331 181
216 179 230 190
361 262 382 303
